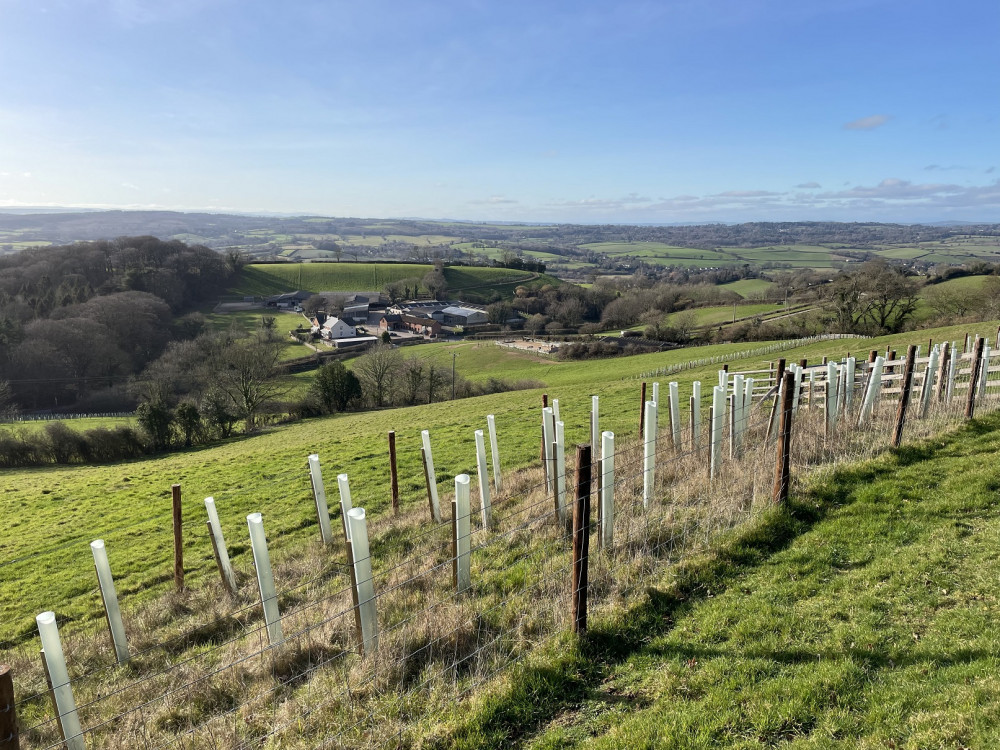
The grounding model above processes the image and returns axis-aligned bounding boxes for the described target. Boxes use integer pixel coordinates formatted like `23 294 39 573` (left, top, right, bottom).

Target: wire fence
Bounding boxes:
2 333 997 748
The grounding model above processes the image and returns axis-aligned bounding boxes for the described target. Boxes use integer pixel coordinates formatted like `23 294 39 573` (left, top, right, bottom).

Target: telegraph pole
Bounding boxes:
452 352 457 400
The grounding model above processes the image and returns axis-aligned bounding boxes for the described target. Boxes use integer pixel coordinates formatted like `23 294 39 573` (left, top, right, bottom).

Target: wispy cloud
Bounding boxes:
924 164 965 171
795 181 821 189
469 195 518 205
843 114 891 131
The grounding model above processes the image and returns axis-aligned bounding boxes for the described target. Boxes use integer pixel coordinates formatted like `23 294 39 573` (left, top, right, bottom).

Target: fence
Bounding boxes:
1 332 996 748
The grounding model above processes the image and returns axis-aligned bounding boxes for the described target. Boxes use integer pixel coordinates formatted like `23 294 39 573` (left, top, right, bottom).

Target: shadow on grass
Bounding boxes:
441 415 1000 749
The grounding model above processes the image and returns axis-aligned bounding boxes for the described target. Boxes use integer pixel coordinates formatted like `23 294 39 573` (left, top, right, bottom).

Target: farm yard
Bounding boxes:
4 320 1000 748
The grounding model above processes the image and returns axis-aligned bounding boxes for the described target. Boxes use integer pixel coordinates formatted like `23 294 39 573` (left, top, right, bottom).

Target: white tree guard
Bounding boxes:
90 540 129 664
601 431 615 549
452 474 472 593
652 381 660 407
669 382 681 448
692 381 702 449
421 430 442 523
474 429 493 529
555 420 568 524
487 414 502 493
643 400 657 509
205 497 238 593
347 508 379 654
947 342 957 403
858 356 884 425
591 395 600 459
731 374 745 447
791 366 802 414
978 344 991 402
845 358 857 413
542 406 555 495
307 453 333 544
710 385 725 479
247 513 283 645
337 473 354 541
826 362 839 428
552 398 560 424
37 612 85 750
920 347 939 418
718 369 728 390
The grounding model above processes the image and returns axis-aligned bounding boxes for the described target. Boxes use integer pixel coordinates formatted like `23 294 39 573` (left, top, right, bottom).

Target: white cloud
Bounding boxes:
843 114 891 131
795 181 821 189
469 195 518 205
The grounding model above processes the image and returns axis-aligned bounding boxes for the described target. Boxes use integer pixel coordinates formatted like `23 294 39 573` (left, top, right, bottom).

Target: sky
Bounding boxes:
0 0 998 224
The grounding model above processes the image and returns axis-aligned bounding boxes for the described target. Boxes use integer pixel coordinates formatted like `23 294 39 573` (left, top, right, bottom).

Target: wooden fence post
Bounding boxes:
571 444 592 635
171 484 183 592
0 665 17 750
388 431 399 515
772 371 795 505
965 336 986 419
891 345 917 448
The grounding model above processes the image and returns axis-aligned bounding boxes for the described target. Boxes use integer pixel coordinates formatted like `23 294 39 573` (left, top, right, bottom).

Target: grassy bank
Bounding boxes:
438 414 1000 749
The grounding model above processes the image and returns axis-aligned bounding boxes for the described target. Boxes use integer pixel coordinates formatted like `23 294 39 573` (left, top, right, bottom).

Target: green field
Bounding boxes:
718 278 777 299
230 263 547 301
447 413 1000 748
3 320 996 647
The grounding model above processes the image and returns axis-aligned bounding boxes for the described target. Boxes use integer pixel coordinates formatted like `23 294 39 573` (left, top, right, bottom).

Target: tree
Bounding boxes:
860 261 920 333
202 387 240 438
0 380 17 420
924 284 982 318
423 262 448 301
136 396 174 451
175 402 202 447
354 343 402 407
303 294 327 317
308 361 362 413
210 338 285 432
487 301 513 325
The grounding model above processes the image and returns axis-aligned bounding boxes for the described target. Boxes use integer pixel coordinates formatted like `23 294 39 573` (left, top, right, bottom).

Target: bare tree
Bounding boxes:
354 343 403 407
210 339 285 432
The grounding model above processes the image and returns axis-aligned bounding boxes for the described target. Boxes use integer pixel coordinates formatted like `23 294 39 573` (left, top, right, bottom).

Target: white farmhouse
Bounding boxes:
320 316 356 340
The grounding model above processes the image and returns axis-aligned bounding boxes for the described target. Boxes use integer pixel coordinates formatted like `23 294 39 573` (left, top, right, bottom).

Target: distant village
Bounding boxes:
264 290 491 350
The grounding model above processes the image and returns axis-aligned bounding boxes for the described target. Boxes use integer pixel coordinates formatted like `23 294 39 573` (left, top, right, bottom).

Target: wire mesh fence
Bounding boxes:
3 333 998 748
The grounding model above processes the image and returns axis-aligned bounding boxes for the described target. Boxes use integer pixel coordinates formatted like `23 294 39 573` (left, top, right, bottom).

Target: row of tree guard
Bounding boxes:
8 331 996 749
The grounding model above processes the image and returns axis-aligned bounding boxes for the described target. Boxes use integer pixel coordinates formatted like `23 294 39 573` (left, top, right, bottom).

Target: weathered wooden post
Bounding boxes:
0 665 17 750
171 483 184 591
772 371 795 505
571 444 592 635
37 613 84 750
90 540 129 664
966 336 986 419
307 454 334 543
452 475 471 593
387 432 399 515
891 345 917 447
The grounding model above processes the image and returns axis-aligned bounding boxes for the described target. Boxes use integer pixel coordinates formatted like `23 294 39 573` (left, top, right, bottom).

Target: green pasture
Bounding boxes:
443 412 1000 749
1 320 995 646
718 278 777 298
230 263 543 300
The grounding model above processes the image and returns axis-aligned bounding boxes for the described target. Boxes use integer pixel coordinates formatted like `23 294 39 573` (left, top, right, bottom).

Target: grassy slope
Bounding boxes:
440 414 1000 749
1 321 996 645
719 279 776 299
230 263 547 299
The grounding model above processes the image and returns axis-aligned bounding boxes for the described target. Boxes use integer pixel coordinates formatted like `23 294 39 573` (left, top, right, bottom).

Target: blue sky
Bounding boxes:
0 0 997 223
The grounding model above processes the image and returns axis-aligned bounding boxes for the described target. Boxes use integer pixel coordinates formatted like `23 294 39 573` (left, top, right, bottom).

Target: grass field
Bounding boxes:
718 279 777 299
229 263 547 301
2 320 997 648
441 413 1000 748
